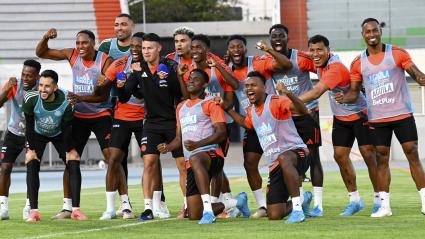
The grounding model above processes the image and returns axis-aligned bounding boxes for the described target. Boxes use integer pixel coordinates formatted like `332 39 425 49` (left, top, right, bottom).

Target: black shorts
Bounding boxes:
0 130 26 163
186 151 224 197
369 116 418 147
141 126 183 158
31 133 66 161
293 114 322 147
110 119 143 151
219 124 232 157
266 148 309 205
242 129 263 154
332 116 372 147
309 109 320 125
72 116 112 156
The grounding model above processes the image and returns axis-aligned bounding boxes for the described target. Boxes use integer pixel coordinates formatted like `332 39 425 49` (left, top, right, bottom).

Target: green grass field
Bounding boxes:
1 169 424 239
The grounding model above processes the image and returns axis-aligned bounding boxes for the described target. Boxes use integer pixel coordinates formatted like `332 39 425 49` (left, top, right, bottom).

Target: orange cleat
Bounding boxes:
71 209 88 221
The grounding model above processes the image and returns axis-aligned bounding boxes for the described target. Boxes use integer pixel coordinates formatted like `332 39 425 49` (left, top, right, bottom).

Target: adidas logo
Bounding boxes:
123 201 128 204
142 72 148 77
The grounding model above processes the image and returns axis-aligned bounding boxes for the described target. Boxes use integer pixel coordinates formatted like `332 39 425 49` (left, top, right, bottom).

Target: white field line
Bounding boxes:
19 218 176 239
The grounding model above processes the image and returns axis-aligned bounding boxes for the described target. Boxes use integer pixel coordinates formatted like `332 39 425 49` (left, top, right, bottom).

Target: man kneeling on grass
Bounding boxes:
158 69 250 224
219 71 311 223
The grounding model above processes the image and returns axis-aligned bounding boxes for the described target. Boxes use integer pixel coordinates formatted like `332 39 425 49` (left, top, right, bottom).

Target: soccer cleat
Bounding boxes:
340 200 365 216
251 207 267 219
51 209 72 219
99 211 117 220
0 209 9 220
198 211 216 224
71 209 88 221
153 208 170 219
217 210 229 219
235 192 251 218
302 191 313 215
285 210 306 224
22 205 30 220
139 209 154 221
116 204 123 217
421 208 425 215
227 207 241 218
370 206 392 218
309 206 323 217
26 210 41 223
122 209 135 219
372 203 380 214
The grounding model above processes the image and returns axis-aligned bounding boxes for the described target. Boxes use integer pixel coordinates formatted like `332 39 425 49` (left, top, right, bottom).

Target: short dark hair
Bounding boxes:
361 18 380 27
227 35 247 46
23 59 41 72
132 32 145 39
192 34 210 48
77 29 95 41
40 69 58 84
308 34 329 47
142 33 161 43
247 71 266 85
269 24 289 35
116 13 133 21
190 69 209 84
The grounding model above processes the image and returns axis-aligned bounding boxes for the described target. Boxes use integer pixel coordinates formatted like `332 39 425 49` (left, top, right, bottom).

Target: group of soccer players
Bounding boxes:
0 13 425 224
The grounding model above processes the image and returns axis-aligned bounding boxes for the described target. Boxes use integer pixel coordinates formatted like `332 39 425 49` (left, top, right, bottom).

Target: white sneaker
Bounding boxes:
99 211 116 220
0 209 9 220
154 206 170 219
371 206 392 218
115 205 123 217
22 206 30 220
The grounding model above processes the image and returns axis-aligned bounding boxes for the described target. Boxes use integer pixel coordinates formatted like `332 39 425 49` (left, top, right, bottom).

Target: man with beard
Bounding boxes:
36 29 113 220
0 60 41 220
226 34 292 218
336 18 425 217
299 35 378 216
265 24 324 217
97 32 146 220
219 70 310 223
22 70 80 222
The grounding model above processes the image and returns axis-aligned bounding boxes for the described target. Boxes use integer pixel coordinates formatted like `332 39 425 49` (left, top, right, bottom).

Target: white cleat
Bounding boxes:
22 206 30 220
0 209 9 220
421 208 425 215
154 207 171 219
371 206 392 218
115 205 123 217
99 211 117 220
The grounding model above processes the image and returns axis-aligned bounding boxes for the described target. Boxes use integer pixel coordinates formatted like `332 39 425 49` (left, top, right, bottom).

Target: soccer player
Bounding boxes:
122 33 185 220
298 35 378 216
0 60 41 220
266 24 324 216
98 13 134 60
157 69 250 224
226 34 292 218
178 34 238 217
22 70 83 222
97 32 146 220
221 70 310 223
336 18 425 217
35 29 113 219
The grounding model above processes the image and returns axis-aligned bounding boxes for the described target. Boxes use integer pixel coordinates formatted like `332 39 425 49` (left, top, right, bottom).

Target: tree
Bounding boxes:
129 0 242 23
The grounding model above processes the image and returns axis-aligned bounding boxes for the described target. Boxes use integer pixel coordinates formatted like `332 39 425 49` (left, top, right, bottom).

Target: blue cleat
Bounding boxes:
340 200 365 216
309 206 323 217
236 192 251 218
138 209 154 221
372 203 380 214
285 210 306 224
198 211 216 224
302 191 312 215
